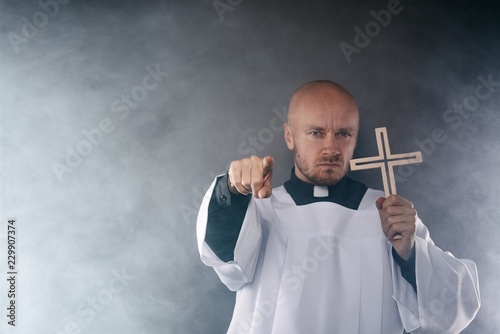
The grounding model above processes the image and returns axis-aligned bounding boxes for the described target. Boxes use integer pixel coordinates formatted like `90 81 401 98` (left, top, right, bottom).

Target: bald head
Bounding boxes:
284 80 360 186
287 80 359 128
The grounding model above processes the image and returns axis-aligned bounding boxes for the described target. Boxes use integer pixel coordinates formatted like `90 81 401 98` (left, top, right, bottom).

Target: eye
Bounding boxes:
308 130 326 138
337 132 353 138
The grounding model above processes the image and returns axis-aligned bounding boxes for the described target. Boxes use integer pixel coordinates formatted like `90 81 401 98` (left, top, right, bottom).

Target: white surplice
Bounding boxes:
197 178 480 334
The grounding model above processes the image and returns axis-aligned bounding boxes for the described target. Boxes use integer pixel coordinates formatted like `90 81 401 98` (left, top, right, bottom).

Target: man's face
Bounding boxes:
284 87 359 186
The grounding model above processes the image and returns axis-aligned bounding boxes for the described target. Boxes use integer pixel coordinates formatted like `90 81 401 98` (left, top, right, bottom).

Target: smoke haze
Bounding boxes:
1 0 499 333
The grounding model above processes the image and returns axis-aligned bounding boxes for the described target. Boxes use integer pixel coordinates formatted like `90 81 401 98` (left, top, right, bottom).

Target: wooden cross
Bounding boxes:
350 127 423 198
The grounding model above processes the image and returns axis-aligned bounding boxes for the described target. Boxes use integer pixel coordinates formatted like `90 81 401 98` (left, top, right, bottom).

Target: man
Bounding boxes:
196 81 480 333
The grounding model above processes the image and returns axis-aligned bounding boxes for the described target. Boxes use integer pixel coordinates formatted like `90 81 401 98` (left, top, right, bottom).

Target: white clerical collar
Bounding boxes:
283 168 367 209
313 186 329 198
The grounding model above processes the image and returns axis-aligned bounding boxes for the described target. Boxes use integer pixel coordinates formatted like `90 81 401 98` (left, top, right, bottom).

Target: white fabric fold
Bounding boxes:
197 177 480 333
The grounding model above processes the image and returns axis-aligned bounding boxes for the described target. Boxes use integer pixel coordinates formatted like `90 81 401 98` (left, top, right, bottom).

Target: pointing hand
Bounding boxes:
228 156 274 199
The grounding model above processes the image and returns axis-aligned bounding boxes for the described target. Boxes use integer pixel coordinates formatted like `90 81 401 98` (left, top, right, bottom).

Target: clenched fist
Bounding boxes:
228 155 274 199
376 195 417 260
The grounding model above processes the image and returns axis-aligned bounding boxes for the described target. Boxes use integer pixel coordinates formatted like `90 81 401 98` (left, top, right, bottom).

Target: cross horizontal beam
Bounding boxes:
350 127 423 198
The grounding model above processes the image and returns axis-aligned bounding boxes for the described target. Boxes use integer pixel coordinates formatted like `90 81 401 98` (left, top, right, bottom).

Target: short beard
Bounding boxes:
294 151 344 186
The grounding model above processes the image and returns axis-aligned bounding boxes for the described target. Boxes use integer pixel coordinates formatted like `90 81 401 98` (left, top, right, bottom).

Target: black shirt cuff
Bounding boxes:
392 246 417 293
205 173 251 262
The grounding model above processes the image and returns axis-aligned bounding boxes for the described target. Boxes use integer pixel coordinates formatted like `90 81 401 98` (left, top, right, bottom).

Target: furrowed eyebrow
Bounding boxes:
303 126 356 133
304 126 326 132
337 127 356 134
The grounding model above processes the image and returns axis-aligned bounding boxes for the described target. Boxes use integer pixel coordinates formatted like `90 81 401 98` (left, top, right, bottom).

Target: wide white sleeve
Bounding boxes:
196 176 262 292
391 217 481 333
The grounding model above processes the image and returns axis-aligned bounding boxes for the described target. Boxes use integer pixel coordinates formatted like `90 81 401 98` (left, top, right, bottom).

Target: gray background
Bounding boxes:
1 0 499 333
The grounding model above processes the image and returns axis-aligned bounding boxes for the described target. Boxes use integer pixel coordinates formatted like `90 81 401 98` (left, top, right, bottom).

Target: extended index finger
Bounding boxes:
262 156 274 174
258 156 274 198
262 156 274 186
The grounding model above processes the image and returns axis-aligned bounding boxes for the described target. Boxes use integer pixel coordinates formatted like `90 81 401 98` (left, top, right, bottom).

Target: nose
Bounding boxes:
323 133 340 156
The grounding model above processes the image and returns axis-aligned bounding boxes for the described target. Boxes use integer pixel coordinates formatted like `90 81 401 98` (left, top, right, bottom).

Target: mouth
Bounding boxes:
317 163 341 168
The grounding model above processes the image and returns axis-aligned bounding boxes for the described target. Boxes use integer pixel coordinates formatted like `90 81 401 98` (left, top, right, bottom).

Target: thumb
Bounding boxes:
375 197 386 210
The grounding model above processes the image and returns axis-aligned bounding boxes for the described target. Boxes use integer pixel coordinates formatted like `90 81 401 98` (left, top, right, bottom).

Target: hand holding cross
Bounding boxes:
350 127 422 260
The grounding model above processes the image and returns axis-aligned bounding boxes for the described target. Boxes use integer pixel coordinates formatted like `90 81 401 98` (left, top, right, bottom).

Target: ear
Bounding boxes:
284 123 294 150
